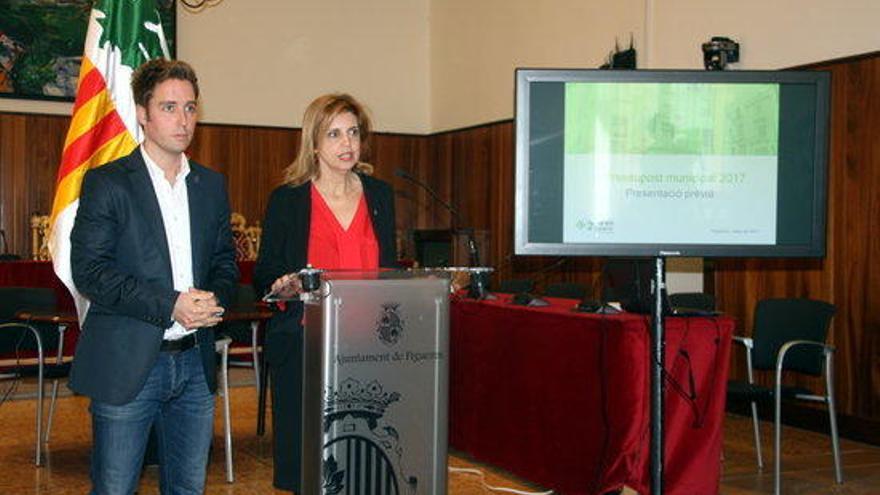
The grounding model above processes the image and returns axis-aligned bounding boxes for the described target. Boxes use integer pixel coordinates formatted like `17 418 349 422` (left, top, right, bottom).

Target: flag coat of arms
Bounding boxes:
50 0 171 321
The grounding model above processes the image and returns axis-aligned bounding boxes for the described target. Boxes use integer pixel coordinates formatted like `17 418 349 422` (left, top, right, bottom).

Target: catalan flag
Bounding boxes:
49 0 170 321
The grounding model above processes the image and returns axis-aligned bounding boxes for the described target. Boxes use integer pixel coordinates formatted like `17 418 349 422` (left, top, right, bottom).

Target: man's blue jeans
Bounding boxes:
89 346 214 495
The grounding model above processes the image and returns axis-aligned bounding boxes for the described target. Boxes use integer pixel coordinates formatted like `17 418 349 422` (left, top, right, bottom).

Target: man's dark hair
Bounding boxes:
131 58 200 107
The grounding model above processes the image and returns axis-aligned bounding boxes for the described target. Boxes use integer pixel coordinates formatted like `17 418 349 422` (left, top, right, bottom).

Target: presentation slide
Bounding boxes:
562 82 780 245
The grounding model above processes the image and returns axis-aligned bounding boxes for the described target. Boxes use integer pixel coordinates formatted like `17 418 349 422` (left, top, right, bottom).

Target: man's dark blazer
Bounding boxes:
69 147 238 406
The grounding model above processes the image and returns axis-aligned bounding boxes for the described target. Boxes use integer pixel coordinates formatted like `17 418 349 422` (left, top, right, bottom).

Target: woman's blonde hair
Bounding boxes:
283 93 374 186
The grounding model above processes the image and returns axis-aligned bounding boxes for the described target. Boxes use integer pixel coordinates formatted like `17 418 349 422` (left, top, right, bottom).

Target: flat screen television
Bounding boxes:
514 68 831 258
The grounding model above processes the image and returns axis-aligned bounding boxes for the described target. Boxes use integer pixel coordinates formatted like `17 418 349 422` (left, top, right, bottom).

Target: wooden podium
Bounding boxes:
301 270 450 494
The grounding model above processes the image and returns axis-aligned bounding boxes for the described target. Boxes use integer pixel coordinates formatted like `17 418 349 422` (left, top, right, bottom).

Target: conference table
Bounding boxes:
448 294 734 495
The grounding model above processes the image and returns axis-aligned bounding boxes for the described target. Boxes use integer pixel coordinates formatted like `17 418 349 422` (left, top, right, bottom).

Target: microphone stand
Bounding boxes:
395 168 487 298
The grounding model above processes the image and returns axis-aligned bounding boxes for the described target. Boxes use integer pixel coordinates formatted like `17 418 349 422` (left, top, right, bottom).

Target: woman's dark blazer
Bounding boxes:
252 173 397 491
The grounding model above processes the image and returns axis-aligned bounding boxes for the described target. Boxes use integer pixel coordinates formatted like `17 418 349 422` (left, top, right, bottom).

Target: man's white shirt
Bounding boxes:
141 148 195 340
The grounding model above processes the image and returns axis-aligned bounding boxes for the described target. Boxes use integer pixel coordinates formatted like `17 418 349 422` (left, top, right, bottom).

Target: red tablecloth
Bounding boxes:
0 260 75 310
449 295 733 495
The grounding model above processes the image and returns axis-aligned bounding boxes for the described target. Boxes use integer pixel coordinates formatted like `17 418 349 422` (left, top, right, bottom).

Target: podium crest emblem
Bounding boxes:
376 303 404 346
323 378 417 494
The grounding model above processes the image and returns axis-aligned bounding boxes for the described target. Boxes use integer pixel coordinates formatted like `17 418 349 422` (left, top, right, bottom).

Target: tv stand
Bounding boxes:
650 256 666 495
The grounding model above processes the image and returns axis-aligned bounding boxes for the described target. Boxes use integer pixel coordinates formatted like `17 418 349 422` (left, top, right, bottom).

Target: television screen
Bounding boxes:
514 69 830 258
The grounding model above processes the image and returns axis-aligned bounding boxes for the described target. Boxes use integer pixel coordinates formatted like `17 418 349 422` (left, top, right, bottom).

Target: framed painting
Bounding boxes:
0 0 176 102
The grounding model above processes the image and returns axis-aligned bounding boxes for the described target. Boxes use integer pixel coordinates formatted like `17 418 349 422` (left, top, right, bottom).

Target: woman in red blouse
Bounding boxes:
253 94 397 492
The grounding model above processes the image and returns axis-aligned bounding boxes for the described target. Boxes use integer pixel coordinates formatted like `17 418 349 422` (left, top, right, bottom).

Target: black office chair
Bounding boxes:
214 336 234 482
669 292 717 313
0 286 67 466
544 282 587 300
495 278 535 294
727 298 842 495
213 284 269 481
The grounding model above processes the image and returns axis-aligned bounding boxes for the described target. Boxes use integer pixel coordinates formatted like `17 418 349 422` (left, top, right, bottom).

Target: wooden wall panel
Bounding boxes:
188 124 300 228
369 132 431 244
0 113 68 257
434 124 513 264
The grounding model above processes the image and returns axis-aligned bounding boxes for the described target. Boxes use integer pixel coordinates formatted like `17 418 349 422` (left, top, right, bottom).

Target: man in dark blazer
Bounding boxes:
69 59 237 494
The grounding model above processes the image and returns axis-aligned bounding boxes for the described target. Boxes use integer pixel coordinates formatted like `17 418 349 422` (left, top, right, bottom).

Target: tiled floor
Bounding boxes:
0 372 878 494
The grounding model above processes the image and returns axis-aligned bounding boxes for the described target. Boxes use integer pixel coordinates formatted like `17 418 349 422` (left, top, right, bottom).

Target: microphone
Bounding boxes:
536 257 567 282
395 168 459 220
509 257 566 306
395 168 480 267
